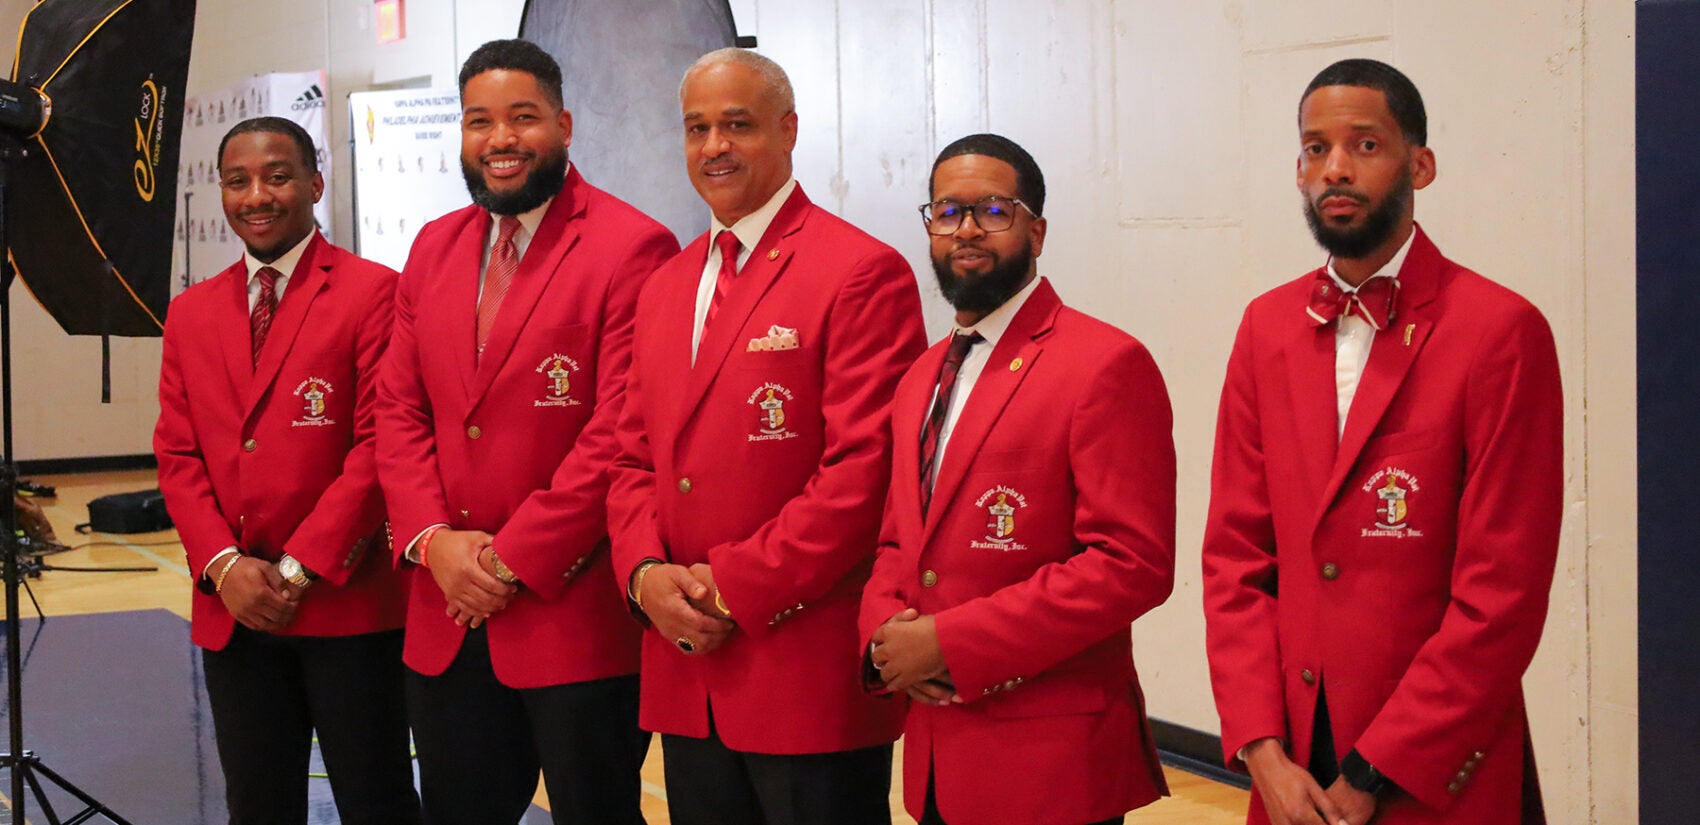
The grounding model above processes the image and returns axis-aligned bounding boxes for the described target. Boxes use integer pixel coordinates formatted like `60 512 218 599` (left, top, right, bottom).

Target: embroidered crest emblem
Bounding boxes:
746 383 799 442
759 388 786 431
291 377 336 427
1361 467 1424 538
970 486 1029 551
533 354 584 407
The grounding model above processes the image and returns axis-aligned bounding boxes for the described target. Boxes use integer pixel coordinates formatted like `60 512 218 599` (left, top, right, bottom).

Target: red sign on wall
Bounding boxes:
375 0 405 44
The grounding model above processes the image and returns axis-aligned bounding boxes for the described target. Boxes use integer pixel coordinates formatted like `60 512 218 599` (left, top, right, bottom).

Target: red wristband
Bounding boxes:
418 525 446 568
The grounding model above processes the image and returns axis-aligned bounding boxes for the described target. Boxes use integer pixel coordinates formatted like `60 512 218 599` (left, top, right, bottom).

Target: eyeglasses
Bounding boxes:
917 196 1035 236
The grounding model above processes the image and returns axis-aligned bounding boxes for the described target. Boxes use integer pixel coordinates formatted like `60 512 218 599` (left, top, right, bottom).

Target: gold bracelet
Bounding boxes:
714 589 731 618
213 554 243 594
630 560 662 608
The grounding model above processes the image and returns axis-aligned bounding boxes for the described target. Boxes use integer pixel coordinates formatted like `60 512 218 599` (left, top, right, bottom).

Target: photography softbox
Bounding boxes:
5 0 196 337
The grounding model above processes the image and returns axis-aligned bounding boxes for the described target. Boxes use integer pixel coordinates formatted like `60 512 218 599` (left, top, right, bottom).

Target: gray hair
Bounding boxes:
679 47 796 114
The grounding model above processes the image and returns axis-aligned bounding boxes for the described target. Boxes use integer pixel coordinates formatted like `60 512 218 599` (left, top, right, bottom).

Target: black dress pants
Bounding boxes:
202 626 420 825
1308 686 1341 787
661 711 893 825
405 626 649 825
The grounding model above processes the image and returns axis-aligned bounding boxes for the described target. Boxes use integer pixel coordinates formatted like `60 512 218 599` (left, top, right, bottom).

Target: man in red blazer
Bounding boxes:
375 40 677 824
607 48 926 824
155 117 419 824
1202 59 1562 825
859 134 1176 825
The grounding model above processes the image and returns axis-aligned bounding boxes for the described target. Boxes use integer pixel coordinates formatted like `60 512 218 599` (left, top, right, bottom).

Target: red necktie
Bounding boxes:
477 215 522 357
1306 271 1398 331
703 229 742 331
919 332 982 515
250 266 281 367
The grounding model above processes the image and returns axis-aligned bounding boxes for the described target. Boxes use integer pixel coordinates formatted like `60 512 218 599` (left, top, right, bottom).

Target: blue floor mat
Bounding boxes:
0 609 552 824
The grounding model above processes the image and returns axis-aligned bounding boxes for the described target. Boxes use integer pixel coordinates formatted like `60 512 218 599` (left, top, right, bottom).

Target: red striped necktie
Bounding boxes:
250 265 281 366
919 331 982 515
477 215 522 358
703 229 742 332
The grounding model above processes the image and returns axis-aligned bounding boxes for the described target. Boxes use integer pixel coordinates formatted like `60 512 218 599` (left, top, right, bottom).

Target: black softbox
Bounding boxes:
5 0 196 337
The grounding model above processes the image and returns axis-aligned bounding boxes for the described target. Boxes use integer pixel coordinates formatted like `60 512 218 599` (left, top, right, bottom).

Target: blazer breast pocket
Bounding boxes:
1361 426 1445 460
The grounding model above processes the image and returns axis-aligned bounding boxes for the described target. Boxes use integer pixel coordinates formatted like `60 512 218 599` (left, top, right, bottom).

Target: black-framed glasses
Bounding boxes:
918 196 1035 235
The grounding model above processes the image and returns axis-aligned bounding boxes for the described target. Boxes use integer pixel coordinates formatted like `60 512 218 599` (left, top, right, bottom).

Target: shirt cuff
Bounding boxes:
201 546 240 581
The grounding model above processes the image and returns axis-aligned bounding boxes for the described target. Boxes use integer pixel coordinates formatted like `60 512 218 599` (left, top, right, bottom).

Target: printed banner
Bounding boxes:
348 88 471 271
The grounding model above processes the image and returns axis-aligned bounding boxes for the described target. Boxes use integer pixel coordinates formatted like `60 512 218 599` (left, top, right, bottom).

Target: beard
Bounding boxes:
1303 167 1412 260
462 145 568 216
931 241 1034 317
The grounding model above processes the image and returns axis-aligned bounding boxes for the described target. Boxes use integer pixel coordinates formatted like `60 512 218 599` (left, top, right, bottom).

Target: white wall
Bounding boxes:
1 1 1636 821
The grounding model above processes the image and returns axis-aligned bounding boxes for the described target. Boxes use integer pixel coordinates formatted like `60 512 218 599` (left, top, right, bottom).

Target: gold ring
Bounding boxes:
676 636 696 653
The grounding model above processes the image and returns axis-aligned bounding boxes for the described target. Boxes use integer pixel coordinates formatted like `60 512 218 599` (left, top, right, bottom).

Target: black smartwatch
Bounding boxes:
1340 749 1391 796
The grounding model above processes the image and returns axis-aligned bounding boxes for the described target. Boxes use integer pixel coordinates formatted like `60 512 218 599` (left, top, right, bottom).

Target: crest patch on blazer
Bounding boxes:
1361 466 1424 538
970 485 1030 551
291 377 336 427
533 354 584 408
747 382 799 442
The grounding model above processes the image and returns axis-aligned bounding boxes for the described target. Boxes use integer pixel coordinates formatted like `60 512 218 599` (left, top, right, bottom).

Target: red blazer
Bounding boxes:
156 233 406 650
607 185 926 754
1202 227 1562 824
377 167 678 688
859 279 1175 825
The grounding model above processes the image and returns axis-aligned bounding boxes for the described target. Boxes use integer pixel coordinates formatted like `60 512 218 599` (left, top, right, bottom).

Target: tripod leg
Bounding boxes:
20 574 43 622
22 761 66 824
27 759 137 825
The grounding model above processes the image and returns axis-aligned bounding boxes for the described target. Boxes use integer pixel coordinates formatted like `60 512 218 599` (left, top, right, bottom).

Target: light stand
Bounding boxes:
0 129 132 825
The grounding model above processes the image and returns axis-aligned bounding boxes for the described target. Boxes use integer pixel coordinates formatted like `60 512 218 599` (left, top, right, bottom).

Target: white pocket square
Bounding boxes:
747 325 800 352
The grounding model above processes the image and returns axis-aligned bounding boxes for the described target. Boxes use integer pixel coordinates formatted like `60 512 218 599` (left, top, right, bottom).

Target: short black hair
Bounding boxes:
930 133 1046 217
459 38 564 110
218 117 318 175
1300 58 1427 147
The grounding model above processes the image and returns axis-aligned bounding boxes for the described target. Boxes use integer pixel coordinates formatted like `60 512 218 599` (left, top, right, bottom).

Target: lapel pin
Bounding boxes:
1009 357 1023 372
767 248 780 261
1403 323 1415 346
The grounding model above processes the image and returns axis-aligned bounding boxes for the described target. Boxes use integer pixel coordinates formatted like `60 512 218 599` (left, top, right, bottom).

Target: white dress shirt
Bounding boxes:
241 230 315 311
1326 230 1415 438
691 177 798 362
926 275 1043 488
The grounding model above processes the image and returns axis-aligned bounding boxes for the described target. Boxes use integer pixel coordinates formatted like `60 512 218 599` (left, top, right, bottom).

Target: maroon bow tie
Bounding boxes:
1306 271 1398 331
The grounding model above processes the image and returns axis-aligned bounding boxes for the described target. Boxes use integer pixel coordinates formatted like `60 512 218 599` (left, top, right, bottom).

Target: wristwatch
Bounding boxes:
277 554 315 589
489 550 519 585
1340 749 1391 797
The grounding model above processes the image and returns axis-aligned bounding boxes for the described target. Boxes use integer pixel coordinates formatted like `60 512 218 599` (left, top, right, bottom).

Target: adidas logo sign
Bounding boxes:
291 84 326 111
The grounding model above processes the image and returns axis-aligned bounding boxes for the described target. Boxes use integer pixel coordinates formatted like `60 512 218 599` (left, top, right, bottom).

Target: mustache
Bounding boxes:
1315 186 1369 205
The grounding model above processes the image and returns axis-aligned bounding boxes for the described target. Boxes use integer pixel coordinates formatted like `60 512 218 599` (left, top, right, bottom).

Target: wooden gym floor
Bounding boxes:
8 469 1250 824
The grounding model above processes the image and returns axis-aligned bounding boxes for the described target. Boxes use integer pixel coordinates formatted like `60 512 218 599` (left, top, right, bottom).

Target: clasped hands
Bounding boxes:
635 562 735 655
218 556 309 633
870 608 960 706
1243 738 1377 825
427 530 516 628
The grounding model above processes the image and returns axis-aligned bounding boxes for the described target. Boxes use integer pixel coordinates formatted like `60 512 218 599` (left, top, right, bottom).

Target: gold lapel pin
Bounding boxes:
1009 357 1023 372
1403 323 1415 346
767 248 780 261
